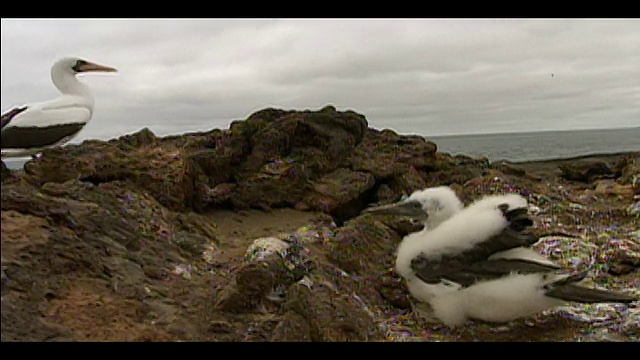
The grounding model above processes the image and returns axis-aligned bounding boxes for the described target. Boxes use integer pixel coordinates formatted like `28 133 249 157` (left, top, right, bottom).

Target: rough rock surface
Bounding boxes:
1 160 10 183
2 106 638 342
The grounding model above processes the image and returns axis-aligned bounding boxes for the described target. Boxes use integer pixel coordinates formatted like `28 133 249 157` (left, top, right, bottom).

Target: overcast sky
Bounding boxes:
1 18 639 142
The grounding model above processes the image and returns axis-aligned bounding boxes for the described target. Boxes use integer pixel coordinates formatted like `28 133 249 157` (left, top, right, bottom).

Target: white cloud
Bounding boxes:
2 18 639 139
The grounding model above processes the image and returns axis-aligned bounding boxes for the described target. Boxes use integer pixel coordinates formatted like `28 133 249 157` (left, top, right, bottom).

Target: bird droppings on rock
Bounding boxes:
244 237 291 262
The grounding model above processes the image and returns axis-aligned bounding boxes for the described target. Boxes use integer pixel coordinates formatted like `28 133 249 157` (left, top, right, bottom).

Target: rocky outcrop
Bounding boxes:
18 106 446 222
21 138 202 212
560 161 615 183
616 152 640 194
1 160 11 182
2 106 638 342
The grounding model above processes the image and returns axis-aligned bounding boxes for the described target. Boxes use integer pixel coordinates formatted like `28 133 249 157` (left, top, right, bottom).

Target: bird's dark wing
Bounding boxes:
543 271 637 303
1 106 28 130
411 211 539 284
411 204 542 286
461 205 538 260
1 123 86 149
453 258 561 287
412 257 561 287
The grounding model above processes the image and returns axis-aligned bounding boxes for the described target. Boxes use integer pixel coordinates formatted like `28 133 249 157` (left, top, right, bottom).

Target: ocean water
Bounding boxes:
428 127 640 163
3 127 639 169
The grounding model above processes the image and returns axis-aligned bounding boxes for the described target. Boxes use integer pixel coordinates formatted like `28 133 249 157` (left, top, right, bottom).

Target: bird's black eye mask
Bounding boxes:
408 201 423 209
72 60 88 72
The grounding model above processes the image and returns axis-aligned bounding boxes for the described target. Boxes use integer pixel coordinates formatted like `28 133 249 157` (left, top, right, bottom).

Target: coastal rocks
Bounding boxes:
592 179 635 199
422 152 490 189
273 274 383 341
559 160 614 183
550 303 634 342
213 231 385 341
615 152 640 194
241 106 367 177
196 106 370 211
2 106 639 342
22 131 203 212
349 129 437 179
215 237 315 313
0 176 217 341
188 130 248 187
598 239 640 276
490 161 527 177
1 160 11 183
348 129 436 202
383 166 428 200
1 197 132 340
195 183 237 210
216 107 369 210
7 106 378 215
301 168 376 225
7 107 479 216
1 211 52 292
232 160 310 210
326 216 401 275
110 126 159 151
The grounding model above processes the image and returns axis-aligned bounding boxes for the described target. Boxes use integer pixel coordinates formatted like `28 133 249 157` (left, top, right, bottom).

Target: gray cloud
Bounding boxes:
1 18 638 141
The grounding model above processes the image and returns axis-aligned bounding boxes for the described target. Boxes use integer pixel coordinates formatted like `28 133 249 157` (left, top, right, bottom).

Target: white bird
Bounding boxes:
1 57 117 158
364 186 637 326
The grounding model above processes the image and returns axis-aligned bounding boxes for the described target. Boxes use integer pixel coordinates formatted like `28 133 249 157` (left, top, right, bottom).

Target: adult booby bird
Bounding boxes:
1 57 117 158
365 187 637 326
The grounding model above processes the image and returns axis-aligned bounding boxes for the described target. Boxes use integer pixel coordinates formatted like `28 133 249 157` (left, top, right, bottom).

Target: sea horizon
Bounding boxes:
3 125 639 170
413 125 640 139
426 126 639 163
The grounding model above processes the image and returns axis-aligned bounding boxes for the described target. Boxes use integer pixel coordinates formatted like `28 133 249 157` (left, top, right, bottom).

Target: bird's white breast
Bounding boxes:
429 273 567 326
6 95 93 128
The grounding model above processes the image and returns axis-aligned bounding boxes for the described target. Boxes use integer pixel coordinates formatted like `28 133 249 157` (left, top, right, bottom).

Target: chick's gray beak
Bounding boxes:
363 200 428 221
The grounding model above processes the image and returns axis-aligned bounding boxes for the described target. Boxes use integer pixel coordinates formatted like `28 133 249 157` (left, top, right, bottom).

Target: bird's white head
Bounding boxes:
364 186 464 229
50 57 117 97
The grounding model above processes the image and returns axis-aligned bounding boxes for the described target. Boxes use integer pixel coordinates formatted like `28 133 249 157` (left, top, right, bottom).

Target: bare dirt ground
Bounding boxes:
207 208 321 263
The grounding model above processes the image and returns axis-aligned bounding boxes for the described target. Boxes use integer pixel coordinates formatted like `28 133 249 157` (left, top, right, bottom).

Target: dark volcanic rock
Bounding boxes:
1 160 11 182
302 168 376 224
216 238 316 314
615 152 640 194
560 160 614 183
1 183 144 339
14 108 373 213
22 130 204 212
422 152 490 187
1 177 216 341
327 217 400 275
242 106 368 176
221 106 369 210
110 127 159 151
346 128 439 207
195 182 237 210
491 161 527 177
189 130 249 185
276 275 382 341
384 165 428 197
4 106 637 342
349 129 437 179
230 160 310 210
270 311 313 342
